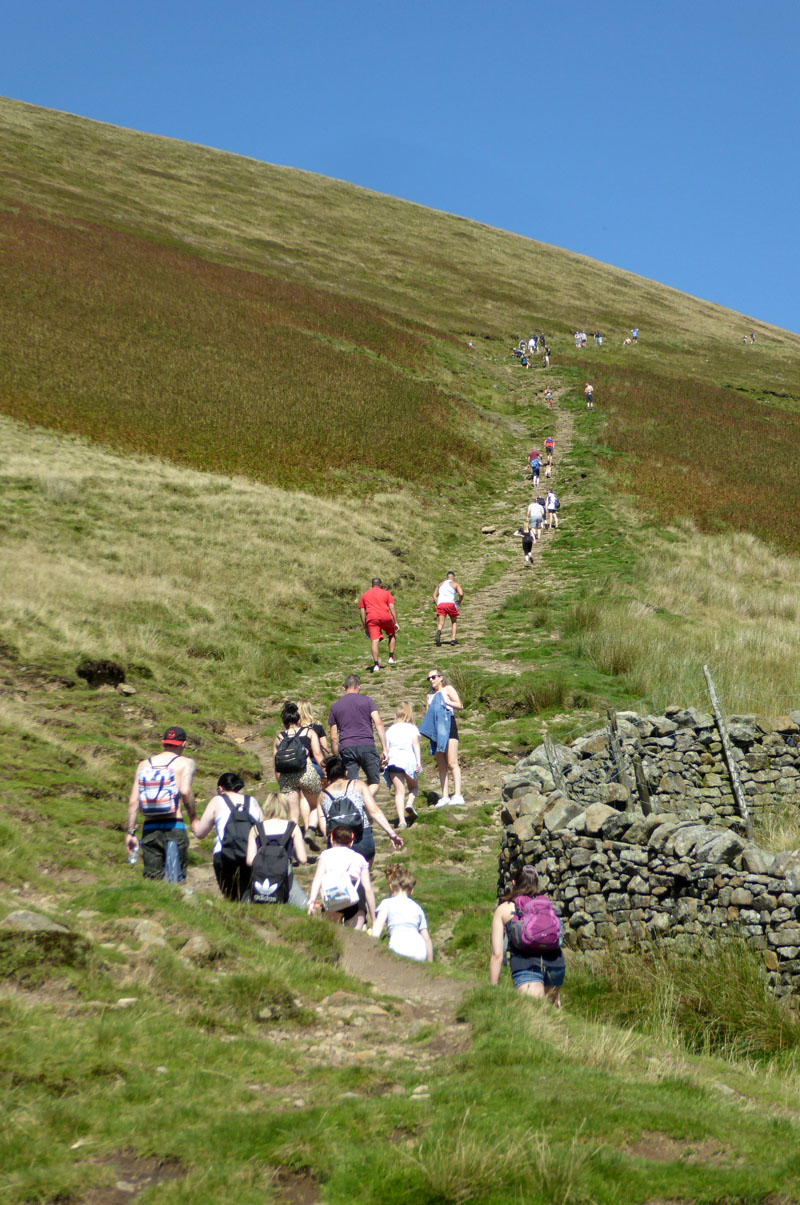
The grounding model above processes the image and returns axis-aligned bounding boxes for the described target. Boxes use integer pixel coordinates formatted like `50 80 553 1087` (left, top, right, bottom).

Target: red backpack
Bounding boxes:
506 894 562 953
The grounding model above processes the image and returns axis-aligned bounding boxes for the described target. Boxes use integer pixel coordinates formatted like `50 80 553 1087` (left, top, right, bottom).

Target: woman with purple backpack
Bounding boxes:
490 865 565 1006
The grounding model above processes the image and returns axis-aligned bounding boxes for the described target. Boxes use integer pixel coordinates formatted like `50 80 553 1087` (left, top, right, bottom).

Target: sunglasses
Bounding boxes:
427 675 439 682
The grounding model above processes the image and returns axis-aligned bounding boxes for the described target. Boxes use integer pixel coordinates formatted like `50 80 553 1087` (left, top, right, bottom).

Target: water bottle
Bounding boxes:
127 840 139 865
165 839 182 883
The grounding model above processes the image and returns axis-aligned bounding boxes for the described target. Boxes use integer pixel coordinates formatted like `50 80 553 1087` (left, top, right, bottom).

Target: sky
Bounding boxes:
3 0 798 332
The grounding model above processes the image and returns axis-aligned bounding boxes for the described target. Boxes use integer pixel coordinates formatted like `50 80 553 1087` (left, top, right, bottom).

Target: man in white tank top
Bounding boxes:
433 570 464 646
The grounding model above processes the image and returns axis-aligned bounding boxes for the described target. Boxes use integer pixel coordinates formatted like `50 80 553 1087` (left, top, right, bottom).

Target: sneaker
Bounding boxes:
372 663 381 673
435 795 451 808
450 794 465 807
388 656 396 665
405 800 418 818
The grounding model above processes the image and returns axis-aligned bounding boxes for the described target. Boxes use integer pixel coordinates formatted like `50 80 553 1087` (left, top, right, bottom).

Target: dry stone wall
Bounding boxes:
499 707 800 998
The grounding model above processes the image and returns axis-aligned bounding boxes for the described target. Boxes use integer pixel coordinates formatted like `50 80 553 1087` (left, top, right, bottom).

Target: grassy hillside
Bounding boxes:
4 97 800 1203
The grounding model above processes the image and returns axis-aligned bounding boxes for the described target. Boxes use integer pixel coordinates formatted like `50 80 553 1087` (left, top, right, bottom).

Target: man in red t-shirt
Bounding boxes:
359 577 399 672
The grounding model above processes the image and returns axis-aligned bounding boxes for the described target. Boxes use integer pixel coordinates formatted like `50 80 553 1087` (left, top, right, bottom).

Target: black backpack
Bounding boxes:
323 787 364 843
245 822 295 904
218 794 258 864
274 729 308 775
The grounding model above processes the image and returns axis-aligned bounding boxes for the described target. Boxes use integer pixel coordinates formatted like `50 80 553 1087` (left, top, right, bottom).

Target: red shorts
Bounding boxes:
366 615 397 640
436 603 460 619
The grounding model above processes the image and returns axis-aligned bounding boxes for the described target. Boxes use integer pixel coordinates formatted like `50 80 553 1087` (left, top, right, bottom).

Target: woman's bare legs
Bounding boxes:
390 772 407 826
284 788 302 827
447 739 461 798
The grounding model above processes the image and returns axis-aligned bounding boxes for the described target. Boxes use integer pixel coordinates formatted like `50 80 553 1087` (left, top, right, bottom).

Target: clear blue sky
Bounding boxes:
3 0 798 332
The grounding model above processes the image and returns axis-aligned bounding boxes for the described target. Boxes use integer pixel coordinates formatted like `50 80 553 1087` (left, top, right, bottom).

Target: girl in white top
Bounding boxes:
307 826 376 929
373 865 433 962
384 702 422 829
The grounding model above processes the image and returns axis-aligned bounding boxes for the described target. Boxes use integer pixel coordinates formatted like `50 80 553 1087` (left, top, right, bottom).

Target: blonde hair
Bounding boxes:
395 701 414 723
386 864 417 894
297 700 316 727
262 792 289 820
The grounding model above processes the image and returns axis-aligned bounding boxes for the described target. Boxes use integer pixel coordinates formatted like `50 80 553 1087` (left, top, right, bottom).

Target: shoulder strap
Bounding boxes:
220 793 235 814
282 822 296 850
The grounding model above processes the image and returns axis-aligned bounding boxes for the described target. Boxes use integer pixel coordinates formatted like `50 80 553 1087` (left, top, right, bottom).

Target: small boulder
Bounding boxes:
542 796 585 832
1 910 70 933
584 803 618 836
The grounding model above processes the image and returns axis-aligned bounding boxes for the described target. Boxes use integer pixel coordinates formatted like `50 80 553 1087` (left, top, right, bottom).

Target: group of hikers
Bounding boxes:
124 379 572 996
124 661 465 963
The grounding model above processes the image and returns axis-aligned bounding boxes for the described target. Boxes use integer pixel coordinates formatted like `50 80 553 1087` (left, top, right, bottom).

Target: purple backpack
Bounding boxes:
506 894 562 953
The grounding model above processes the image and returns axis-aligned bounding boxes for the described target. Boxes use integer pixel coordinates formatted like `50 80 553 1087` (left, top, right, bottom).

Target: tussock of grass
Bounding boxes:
569 940 800 1062
565 525 800 715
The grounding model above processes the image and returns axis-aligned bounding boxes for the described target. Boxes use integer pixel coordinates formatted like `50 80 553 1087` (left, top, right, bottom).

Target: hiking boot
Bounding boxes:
435 630 442 646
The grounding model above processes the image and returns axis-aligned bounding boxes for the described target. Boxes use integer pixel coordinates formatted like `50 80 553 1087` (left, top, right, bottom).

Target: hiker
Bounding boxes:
273 701 325 833
545 488 560 529
490 865 565 1005
359 576 399 672
126 725 197 881
307 826 376 929
527 496 545 542
544 388 553 408
544 434 554 457
521 526 534 566
631 327 639 343
419 669 464 807
543 345 551 367
192 772 263 900
434 570 464 646
319 755 404 864
584 382 594 409
373 865 433 962
328 674 388 801
245 792 308 909
544 452 553 480
530 454 541 486
298 701 330 764
383 703 422 827
527 447 541 481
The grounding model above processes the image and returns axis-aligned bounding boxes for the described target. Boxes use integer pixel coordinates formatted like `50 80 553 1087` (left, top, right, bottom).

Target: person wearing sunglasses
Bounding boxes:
419 670 464 807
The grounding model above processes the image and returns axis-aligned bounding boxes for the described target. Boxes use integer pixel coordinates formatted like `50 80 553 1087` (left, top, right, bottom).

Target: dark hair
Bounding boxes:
324 755 347 782
331 826 355 846
501 865 540 902
281 701 300 727
217 771 244 793
371 577 382 586
344 674 361 690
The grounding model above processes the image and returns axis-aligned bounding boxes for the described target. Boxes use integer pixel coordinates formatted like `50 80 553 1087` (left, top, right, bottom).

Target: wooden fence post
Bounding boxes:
606 709 635 805
543 734 569 797
703 665 753 838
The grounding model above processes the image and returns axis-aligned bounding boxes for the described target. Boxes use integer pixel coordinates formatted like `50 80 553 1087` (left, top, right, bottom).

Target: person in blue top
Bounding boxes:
419 669 464 807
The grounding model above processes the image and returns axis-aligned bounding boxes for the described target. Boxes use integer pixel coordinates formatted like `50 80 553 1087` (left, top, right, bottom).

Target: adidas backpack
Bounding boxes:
245 822 295 904
505 894 562 953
